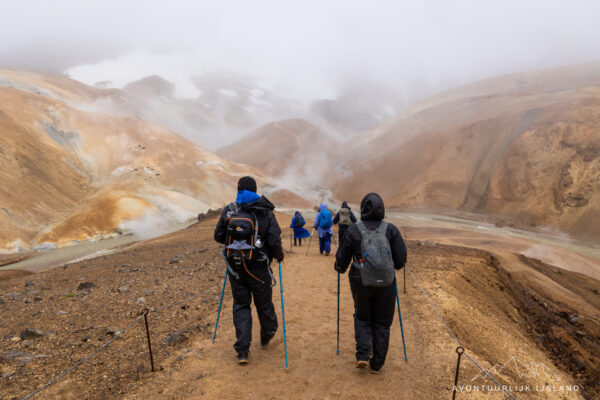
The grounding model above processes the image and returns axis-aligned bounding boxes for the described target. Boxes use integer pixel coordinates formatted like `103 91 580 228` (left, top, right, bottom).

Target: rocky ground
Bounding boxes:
0 214 599 399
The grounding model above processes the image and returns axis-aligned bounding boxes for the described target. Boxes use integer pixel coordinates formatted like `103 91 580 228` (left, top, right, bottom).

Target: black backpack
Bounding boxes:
295 214 305 228
225 203 260 275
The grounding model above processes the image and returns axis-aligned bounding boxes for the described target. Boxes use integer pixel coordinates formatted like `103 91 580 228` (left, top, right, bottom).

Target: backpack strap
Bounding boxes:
376 222 388 235
355 221 367 238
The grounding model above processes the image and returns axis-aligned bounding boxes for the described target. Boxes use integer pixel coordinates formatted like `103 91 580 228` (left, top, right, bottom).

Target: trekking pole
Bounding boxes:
278 261 289 369
290 229 293 253
212 267 229 343
336 272 340 355
305 228 315 256
395 276 408 362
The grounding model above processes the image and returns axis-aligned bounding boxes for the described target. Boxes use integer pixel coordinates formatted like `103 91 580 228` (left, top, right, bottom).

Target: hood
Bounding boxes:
236 190 261 204
294 211 300 216
319 203 327 211
360 193 385 221
242 195 275 213
341 201 349 209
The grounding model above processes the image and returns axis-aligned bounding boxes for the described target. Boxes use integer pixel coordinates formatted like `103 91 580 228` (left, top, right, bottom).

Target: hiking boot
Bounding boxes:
237 352 249 364
261 332 275 347
368 361 380 374
325 252 330 256
356 360 369 369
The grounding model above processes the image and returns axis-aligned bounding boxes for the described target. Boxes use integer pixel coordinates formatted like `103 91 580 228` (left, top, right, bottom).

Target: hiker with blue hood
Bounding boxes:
313 203 334 255
290 211 310 246
214 176 284 364
334 193 407 374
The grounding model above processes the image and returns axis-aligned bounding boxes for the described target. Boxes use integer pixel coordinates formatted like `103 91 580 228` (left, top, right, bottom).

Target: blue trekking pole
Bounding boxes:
212 267 228 343
395 276 408 362
278 261 289 369
336 272 340 355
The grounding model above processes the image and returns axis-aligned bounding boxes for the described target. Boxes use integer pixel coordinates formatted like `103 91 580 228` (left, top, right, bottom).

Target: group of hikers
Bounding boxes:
289 201 357 255
214 176 407 373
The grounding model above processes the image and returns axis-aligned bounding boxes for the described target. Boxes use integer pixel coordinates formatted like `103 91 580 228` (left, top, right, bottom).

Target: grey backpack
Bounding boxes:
354 221 395 287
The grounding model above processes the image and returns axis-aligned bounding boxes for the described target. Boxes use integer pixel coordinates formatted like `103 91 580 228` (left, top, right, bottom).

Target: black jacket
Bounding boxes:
214 196 284 262
333 201 357 226
335 193 407 280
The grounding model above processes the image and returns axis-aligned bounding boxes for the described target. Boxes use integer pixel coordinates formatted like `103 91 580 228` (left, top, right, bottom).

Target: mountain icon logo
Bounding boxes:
471 356 560 383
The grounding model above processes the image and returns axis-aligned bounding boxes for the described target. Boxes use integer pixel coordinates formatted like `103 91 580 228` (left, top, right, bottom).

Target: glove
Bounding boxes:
276 254 284 263
334 262 344 273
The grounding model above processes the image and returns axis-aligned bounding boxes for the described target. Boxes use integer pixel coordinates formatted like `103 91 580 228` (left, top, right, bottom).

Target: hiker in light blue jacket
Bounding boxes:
313 203 333 255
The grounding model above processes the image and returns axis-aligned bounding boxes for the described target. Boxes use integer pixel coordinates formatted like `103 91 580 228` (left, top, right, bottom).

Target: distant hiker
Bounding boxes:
214 176 284 364
334 193 407 373
333 201 357 244
313 203 333 255
290 211 310 246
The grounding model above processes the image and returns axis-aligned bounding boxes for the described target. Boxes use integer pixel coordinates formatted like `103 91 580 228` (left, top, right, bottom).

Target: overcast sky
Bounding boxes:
2 0 600 101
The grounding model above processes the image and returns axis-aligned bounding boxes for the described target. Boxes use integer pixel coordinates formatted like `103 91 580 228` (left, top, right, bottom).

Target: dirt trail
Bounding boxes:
125 233 469 399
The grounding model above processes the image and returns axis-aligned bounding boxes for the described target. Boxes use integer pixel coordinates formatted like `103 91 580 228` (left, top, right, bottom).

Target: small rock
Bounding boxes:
169 257 180 264
0 350 46 363
33 297 42 302
57 310 69 315
135 297 146 304
25 280 34 287
567 313 579 324
121 264 131 268
118 286 129 293
572 354 585 371
575 330 587 337
541 302 549 310
144 290 154 295
166 330 188 346
77 282 96 291
20 328 45 340
0 298 5 304
1 372 15 378
106 327 123 336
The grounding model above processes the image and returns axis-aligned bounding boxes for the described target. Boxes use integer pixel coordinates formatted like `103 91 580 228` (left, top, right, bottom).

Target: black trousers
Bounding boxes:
229 266 277 354
338 225 349 244
349 276 396 370
294 237 303 246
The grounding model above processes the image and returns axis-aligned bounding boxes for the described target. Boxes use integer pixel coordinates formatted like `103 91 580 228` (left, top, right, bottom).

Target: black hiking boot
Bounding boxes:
368 360 381 374
261 331 276 347
237 352 249 364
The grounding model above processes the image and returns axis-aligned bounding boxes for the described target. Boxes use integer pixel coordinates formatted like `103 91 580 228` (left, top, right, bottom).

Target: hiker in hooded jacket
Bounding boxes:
332 201 357 244
214 176 284 364
290 211 310 246
334 193 407 373
313 203 334 255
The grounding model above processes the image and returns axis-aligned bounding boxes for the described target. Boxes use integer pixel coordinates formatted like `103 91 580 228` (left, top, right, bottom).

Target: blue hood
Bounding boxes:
320 203 327 211
236 190 261 204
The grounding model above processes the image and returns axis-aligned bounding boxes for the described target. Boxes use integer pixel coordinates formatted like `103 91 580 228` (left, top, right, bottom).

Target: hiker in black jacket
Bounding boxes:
332 201 357 243
334 193 407 373
214 176 284 364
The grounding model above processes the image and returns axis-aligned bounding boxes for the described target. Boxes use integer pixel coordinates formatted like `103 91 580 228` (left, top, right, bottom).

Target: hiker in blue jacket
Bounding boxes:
290 211 310 246
313 203 333 255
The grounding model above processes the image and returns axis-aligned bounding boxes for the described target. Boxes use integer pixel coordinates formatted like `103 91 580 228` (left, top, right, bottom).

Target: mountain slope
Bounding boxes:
217 118 340 187
333 64 600 240
0 70 261 252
